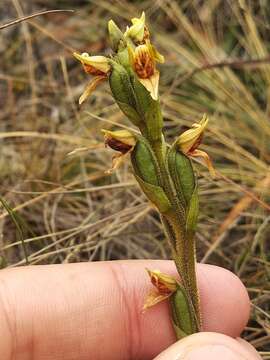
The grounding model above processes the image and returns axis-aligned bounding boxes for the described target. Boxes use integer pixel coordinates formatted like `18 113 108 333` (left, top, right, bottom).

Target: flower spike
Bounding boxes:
73 12 208 339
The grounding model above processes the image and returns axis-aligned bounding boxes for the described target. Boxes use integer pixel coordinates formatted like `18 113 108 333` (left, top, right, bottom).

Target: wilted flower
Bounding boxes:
73 52 111 105
128 40 164 100
177 115 215 177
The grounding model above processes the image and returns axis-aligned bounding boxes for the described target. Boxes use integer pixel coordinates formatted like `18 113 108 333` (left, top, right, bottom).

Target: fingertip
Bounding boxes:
197 264 250 337
236 338 262 359
154 332 262 360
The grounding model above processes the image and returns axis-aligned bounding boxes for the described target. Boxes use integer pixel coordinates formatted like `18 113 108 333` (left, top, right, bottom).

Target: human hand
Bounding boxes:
0 260 261 359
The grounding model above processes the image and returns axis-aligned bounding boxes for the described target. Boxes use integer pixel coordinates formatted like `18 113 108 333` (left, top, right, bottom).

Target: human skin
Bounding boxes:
0 260 259 359
155 332 262 359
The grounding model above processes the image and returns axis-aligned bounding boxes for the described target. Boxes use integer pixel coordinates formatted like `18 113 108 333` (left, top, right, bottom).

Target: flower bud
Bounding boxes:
124 12 145 42
108 19 125 52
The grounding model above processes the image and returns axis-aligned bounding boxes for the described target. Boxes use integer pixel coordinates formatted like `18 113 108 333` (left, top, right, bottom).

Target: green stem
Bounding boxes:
151 138 201 332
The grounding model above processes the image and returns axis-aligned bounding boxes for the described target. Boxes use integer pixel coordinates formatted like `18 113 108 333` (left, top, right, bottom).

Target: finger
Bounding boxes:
0 260 250 360
154 332 262 359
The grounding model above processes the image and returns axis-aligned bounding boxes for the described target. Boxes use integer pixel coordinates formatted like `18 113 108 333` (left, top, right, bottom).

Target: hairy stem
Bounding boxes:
151 137 201 332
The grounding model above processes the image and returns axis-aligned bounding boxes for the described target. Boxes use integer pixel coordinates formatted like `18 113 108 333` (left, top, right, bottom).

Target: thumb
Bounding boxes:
154 332 262 360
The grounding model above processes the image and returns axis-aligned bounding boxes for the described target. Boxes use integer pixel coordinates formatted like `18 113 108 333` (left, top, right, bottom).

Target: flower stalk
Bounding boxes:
74 12 214 339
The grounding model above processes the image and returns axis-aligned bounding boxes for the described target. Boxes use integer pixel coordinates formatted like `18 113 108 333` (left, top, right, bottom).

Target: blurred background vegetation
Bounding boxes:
0 0 269 357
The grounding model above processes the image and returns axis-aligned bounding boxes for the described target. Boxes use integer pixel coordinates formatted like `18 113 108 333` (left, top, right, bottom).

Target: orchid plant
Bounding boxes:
73 12 214 339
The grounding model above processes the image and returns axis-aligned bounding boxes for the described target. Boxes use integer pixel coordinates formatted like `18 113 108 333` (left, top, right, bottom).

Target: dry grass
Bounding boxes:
0 0 269 356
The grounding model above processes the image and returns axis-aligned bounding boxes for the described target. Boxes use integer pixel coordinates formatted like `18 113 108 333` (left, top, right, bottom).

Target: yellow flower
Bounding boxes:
102 129 136 151
143 269 178 310
124 12 145 42
101 129 136 173
147 269 177 293
73 52 110 74
73 52 111 105
177 115 215 177
178 115 208 154
128 40 164 100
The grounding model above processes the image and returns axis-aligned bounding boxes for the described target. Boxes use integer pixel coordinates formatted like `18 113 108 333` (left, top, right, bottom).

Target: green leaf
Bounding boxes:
134 174 171 213
185 185 199 236
131 75 152 115
115 100 142 126
144 99 163 142
131 138 161 186
172 323 189 339
170 283 197 338
130 75 163 142
167 146 196 208
109 61 142 126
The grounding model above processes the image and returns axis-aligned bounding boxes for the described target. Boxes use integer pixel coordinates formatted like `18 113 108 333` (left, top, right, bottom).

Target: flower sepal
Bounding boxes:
73 52 110 74
143 269 178 310
102 129 136 173
128 40 164 100
176 115 215 177
102 129 137 150
108 19 126 52
73 52 111 105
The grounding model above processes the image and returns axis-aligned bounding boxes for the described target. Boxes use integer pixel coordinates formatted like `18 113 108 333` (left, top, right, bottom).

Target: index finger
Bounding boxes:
0 260 250 359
